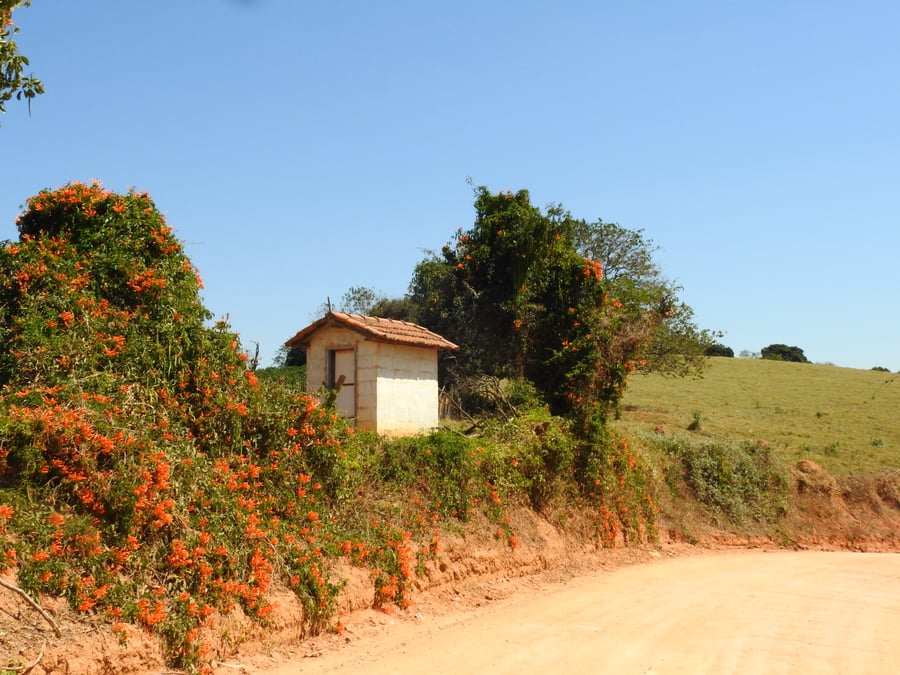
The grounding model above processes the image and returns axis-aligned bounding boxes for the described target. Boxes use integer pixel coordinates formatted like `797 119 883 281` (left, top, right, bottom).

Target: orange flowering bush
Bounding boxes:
0 183 354 670
583 436 659 546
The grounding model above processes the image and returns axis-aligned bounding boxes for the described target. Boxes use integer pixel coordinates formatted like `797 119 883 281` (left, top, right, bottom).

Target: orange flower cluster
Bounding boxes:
582 257 603 279
127 268 167 294
0 505 13 545
22 181 114 216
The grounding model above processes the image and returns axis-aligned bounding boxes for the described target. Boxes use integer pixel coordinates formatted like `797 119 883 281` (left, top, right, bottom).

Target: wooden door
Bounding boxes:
328 348 356 419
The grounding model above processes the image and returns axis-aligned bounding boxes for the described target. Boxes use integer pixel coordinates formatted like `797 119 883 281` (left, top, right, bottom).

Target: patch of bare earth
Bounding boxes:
2 463 898 674
0 587 165 674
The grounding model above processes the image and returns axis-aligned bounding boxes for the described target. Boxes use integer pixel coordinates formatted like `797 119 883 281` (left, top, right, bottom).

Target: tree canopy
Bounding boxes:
338 285 385 315
407 186 697 435
573 219 719 377
761 343 809 363
705 342 735 357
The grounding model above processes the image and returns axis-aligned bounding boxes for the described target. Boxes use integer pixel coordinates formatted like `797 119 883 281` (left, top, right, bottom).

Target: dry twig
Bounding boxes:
0 577 62 637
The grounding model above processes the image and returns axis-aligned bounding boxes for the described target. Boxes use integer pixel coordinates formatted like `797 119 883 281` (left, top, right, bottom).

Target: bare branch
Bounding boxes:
0 577 62 637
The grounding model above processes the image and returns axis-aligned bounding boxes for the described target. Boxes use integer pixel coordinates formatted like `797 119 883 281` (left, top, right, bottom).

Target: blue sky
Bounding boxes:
2 1 898 370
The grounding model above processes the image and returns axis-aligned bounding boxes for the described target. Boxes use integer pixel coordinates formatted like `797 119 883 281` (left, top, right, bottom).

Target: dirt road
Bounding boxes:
254 550 900 674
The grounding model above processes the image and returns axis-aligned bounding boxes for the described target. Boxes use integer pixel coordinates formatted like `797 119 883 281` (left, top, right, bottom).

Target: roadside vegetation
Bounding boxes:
0 182 897 673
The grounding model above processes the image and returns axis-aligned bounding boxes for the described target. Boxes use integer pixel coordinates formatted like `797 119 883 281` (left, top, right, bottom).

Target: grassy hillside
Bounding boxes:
616 357 900 475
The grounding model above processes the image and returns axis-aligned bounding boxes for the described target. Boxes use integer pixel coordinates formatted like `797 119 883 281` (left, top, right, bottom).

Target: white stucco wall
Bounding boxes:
372 342 440 436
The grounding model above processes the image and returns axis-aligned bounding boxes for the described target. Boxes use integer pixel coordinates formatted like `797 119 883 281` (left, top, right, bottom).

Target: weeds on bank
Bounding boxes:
639 432 789 524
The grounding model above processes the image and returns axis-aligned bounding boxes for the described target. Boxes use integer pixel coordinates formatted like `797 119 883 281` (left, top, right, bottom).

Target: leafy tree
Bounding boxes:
369 295 414 321
314 286 392 319
573 219 717 377
761 344 809 363
410 188 562 379
705 343 734 357
272 342 306 368
1 1 44 122
573 219 660 285
340 285 381 315
642 299 719 376
409 186 665 436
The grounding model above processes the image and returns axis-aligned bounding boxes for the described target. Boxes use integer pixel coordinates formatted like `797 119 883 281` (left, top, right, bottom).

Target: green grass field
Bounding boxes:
615 357 900 475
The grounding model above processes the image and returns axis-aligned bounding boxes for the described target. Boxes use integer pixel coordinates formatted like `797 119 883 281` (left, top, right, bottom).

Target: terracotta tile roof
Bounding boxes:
285 312 459 351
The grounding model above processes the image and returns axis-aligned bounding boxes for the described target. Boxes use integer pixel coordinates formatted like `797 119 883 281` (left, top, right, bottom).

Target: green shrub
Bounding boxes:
502 377 546 411
367 430 486 519
704 343 734 357
660 437 788 524
761 344 809 363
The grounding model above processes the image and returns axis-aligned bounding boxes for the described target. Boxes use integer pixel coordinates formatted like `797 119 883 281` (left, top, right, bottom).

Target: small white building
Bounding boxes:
285 312 458 436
